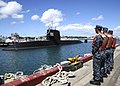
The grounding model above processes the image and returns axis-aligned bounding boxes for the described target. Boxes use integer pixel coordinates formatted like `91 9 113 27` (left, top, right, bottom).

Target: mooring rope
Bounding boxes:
41 63 74 86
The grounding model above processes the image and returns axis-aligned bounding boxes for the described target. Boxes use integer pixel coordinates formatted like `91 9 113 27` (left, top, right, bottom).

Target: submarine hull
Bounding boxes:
2 40 82 51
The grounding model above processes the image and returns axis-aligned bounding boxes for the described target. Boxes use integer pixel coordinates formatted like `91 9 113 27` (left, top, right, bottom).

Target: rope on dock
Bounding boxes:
41 63 74 86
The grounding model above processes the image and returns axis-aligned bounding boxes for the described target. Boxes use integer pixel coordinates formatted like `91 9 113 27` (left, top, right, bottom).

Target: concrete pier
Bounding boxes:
38 46 120 86
71 46 120 86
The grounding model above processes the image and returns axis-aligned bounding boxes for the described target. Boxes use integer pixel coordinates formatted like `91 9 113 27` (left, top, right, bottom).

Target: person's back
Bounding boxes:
99 33 107 51
92 34 103 55
106 31 113 49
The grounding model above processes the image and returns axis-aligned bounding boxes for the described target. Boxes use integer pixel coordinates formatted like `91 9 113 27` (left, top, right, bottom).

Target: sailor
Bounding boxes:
108 30 116 70
99 27 109 79
90 25 105 85
105 30 113 74
102 27 109 77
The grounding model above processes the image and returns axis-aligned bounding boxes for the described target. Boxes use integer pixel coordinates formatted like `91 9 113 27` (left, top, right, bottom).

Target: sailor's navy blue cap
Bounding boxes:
103 27 108 32
94 25 102 30
108 30 113 34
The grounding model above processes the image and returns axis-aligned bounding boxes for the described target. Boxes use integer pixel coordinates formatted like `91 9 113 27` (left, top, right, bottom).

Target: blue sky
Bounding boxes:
0 0 120 37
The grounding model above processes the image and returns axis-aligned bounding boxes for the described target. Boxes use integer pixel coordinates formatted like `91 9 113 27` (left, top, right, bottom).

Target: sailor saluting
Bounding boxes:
90 25 107 85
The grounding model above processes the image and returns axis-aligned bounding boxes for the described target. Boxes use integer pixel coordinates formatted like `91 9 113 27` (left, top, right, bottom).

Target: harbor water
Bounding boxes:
0 40 120 75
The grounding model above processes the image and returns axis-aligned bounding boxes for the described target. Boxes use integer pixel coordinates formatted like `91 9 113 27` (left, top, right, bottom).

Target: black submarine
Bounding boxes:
2 28 82 51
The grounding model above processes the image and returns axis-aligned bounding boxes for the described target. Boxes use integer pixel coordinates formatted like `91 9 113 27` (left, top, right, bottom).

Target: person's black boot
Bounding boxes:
90 80 101 85
107 71 110 74
110 67 114 69
110 67 113 71
100 78 103 83
103 74 108 78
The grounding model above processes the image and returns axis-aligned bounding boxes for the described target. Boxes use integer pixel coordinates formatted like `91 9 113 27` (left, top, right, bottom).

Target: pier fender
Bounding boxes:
1 67 60 86
78 55 93 63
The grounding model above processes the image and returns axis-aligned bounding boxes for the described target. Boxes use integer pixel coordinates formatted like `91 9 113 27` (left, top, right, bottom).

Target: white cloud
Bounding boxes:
113 25 120 36
0 0 7 7
92 15 104 20
21 9 30 13
0 1 24 20
26 9 30 13
31 15 40 20
40 9 63 26
11 21 16 24
114 26 120 30
11 14 24 20
0 14 8 19
0 1 22 15
20 21 24 23
57 23 95 35
58 23 93 30
76 12 80 15
11 21 24 24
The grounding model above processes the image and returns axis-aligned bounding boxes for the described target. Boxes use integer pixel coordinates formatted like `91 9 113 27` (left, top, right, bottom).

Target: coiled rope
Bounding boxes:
41 63 74 86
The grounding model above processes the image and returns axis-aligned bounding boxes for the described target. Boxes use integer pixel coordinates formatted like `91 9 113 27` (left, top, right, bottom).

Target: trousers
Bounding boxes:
104 48 113 73
93 51 105 80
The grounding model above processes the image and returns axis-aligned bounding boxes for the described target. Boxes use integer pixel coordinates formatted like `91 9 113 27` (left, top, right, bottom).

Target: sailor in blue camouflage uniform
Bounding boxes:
105 30 113 74
108 30 116 70
102 27 109 77
99 27 109 80
90 25 105 85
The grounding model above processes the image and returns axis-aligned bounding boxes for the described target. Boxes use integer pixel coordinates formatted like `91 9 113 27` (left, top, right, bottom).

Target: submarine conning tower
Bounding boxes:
46 29 60 45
